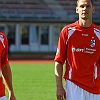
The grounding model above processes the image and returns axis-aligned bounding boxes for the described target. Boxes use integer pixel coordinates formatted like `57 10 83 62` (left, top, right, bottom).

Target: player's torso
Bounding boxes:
68 26 100 65
65 23 100 91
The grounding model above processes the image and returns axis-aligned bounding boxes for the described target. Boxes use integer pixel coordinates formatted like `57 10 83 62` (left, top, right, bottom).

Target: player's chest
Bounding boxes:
68 30 99 48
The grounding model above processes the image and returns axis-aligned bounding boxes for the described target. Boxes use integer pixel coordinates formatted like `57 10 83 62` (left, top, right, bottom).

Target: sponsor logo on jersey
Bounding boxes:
82 34 88 36
72 48 84 52
72 47 96 54
90 40 96 48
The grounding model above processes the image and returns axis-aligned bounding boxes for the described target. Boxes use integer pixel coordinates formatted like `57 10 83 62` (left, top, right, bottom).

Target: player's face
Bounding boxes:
76 0 95 20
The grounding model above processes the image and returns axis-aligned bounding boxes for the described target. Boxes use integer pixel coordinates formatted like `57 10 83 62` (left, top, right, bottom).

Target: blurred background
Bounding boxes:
0 0 100 60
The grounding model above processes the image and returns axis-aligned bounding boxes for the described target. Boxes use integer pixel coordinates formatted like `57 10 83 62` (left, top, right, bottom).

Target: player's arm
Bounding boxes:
54 27 67 100
55 61 66 100
1 64 16 100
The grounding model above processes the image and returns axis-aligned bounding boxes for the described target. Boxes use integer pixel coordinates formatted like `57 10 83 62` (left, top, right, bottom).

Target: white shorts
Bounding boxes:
66 80 100 100
0 96 7 100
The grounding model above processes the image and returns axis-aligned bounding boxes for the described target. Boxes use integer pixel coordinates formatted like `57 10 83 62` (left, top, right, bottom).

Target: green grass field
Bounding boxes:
6 63 56 100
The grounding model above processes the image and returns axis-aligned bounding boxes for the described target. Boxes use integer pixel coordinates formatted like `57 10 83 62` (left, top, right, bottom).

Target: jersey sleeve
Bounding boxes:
54 27 68 65
1 34 9 67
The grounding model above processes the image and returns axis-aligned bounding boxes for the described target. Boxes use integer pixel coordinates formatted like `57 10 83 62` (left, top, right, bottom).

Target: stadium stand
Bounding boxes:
55 0 78 20
0 0 58 20
0 0 100 22
55 0 100 21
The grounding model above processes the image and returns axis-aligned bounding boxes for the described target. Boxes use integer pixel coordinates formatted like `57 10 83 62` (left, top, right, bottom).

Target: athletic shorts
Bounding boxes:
66 80 100 100
0 96 7 100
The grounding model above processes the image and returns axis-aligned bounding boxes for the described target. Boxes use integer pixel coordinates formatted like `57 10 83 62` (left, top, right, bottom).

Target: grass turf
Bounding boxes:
6 63 56 100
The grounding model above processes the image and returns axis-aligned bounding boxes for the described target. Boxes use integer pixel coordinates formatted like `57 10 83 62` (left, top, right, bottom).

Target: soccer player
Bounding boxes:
54 0 100 100
0 32 16 100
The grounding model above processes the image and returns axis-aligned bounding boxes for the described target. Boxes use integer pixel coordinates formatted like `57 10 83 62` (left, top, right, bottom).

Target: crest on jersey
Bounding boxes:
90 40 96 48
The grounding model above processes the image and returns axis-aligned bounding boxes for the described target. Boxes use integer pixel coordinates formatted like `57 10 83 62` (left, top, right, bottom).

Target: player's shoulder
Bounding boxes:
0 32 8 42
0 32 7 38
93 23 100 31
61 21 77 32
67 21 77 29
92 23 100 37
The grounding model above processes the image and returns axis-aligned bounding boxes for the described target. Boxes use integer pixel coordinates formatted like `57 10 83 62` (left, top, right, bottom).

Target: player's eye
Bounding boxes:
80 5 84 8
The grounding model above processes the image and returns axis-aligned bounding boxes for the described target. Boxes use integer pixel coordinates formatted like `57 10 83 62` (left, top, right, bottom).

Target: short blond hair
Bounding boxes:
76 0 94 7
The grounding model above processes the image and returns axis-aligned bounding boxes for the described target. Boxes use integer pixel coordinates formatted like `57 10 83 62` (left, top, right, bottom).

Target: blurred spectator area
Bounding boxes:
0 0 100 22
0 0 57 19
55 0 100 21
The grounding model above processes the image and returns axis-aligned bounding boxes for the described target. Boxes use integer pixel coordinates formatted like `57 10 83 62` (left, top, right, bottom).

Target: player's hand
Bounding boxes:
56 86 66 100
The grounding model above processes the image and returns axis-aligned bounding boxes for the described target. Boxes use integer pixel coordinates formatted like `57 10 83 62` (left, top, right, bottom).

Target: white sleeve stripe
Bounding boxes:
66 27 76 45
94 28 100 40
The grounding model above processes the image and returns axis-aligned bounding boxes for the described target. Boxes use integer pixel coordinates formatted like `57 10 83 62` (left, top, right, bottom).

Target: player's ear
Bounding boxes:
76 7 78 13
92 7 95 13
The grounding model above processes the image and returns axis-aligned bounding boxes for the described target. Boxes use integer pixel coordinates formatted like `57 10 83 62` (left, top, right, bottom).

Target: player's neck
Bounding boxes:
79 19 92 28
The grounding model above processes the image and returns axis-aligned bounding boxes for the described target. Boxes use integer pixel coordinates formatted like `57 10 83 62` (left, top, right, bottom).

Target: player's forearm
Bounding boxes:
1 64 14 93
55 62 63 87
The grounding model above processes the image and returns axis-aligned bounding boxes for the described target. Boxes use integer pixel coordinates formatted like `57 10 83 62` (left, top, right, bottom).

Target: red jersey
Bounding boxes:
0 32 9 97
54 21 100 94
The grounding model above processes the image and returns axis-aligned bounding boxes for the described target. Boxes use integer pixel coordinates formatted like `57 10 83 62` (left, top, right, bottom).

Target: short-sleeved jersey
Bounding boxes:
0 32 9 97
54 21 100 94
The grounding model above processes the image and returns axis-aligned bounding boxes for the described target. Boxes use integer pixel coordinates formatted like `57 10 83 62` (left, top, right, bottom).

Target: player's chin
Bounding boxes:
81 16 89 20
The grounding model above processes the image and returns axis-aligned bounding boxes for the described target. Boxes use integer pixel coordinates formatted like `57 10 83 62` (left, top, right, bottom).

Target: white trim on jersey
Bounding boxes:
66 27 76 45
94 62 98 79
67 58 72 79
0 35 5 48
94 28 100 40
